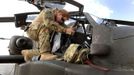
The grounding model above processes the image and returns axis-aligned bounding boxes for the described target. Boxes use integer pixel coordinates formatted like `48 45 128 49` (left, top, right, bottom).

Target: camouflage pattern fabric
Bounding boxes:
64 44 90 63
64 44 80 63
23 9 66 61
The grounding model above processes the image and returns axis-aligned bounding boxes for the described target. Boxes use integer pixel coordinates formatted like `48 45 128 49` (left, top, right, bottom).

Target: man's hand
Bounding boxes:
65 27 75 35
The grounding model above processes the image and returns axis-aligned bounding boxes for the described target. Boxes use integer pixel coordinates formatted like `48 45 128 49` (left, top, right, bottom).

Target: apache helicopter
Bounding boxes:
1 0 134 75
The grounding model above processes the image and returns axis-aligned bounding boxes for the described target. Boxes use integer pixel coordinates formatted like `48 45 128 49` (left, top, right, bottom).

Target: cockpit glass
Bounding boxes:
90 14 104 25
26 14 38 23
64 19 76 26
64 3 79 12
44 1 65 9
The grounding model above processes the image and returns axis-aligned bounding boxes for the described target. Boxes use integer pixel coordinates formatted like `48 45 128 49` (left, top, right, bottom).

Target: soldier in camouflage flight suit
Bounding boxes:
21 8 75 62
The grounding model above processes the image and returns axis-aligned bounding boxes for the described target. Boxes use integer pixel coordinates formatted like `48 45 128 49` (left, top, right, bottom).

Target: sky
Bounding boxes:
0 0 134 55
99 0 134 21
73 0 134 21
0 0 134 21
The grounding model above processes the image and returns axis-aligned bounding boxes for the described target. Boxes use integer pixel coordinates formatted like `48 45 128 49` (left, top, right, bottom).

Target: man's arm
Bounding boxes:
47 20 75 35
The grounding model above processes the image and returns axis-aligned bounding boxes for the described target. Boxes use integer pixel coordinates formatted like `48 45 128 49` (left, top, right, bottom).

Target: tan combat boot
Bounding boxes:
21 49 40 62
40 52 58 61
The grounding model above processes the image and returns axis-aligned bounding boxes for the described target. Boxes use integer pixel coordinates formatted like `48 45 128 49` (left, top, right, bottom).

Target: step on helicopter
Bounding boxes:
0 0 134 75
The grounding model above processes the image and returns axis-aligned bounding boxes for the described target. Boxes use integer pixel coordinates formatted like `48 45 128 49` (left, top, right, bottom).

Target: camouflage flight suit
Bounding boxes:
23 9 66 61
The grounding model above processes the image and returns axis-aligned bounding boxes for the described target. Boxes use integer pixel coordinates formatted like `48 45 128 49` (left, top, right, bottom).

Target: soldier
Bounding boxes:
21 8 75 62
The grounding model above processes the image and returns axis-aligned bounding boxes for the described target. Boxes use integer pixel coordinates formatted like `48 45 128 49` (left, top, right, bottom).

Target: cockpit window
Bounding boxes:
90 14 104 25
64 3 79 12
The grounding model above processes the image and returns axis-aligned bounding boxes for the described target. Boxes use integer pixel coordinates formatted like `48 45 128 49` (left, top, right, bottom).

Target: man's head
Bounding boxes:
54 9 70 24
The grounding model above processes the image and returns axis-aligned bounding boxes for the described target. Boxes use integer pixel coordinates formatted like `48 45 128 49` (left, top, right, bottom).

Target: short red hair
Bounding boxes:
54 9 70 19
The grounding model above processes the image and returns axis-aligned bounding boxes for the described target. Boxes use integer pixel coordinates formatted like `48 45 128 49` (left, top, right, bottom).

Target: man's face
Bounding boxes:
56 12 68 24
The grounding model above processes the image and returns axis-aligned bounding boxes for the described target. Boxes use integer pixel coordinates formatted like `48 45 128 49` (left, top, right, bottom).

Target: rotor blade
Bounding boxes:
104 19 134 26
0 17 14 22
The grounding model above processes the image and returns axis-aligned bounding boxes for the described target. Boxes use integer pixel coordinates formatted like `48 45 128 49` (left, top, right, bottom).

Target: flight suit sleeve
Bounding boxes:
43 9 66 33
47 21 66 33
